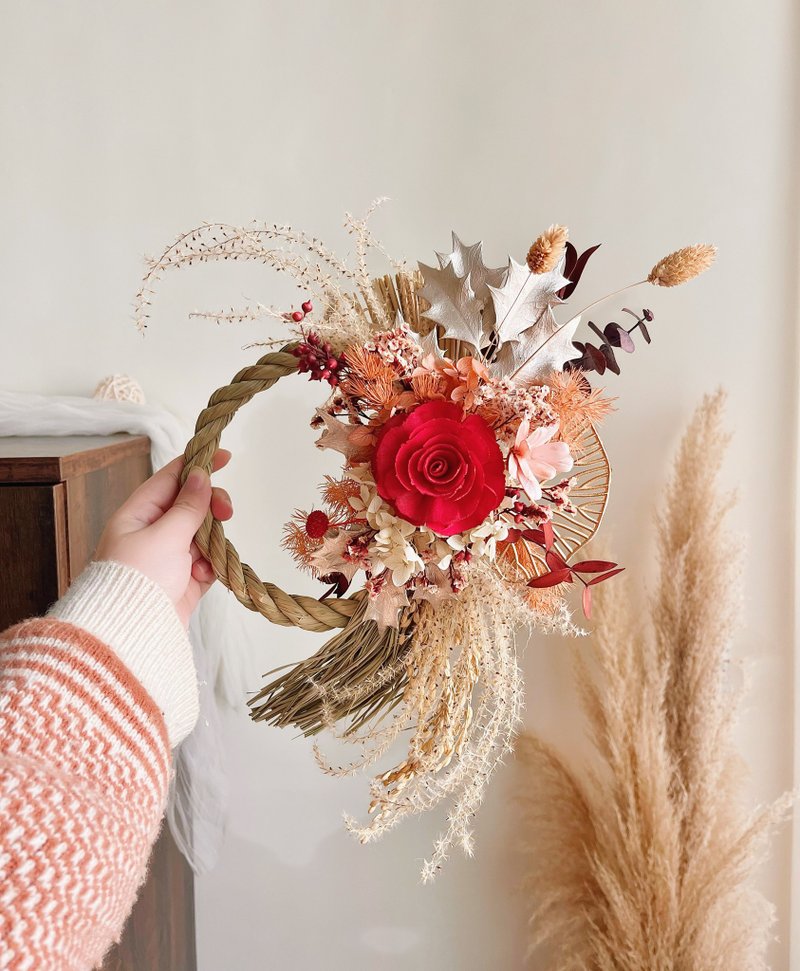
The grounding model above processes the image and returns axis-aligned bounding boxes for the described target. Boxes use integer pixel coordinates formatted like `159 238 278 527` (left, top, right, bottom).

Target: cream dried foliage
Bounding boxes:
516 390 792 970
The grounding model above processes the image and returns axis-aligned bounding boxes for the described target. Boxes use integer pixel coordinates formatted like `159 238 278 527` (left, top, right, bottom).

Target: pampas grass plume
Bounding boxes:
516 390 792 970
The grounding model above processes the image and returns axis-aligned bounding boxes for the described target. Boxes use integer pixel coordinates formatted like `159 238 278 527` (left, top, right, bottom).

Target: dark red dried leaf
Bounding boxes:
521 527 545 546
587 567 626 586
603 323 635 353
588 321 606 343
546 549 569 572
572 559 619 574
557 243 602 300
319 571 351 598
528 568 572 588
586 344 607 374
600 344 620 375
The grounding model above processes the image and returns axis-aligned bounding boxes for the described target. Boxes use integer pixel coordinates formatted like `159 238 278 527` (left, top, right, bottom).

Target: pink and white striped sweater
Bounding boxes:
0 561 199 971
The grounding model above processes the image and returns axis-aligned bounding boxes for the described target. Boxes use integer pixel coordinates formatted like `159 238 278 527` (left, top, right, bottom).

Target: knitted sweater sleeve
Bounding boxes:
0 561 199 971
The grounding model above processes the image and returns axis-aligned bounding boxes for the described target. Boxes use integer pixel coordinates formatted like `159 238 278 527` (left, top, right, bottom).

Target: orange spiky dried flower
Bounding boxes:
547 370 616 446
343 343 398 380
320 475 361 515
281 514 324 570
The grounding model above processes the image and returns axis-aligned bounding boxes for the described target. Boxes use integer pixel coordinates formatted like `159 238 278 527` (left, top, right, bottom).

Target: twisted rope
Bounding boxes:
181 345 359 632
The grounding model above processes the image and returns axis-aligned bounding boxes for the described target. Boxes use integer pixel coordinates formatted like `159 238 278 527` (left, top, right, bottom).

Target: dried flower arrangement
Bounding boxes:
515 393 792 968
137 203 715 879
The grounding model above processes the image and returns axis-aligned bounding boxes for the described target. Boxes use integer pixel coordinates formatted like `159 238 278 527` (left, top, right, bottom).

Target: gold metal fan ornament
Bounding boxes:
140 209 714 877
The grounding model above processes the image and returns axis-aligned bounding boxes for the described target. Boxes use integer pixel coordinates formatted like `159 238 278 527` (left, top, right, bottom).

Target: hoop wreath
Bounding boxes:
142 214 713 877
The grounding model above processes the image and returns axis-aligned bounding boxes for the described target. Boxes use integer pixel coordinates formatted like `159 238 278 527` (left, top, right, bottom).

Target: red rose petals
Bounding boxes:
371 400 505 536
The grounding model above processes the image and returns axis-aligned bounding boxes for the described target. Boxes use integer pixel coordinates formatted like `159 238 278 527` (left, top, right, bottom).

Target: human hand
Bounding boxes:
95 450 234 627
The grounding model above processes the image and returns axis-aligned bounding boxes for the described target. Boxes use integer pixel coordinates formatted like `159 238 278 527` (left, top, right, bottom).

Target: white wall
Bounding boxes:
1 2 797 968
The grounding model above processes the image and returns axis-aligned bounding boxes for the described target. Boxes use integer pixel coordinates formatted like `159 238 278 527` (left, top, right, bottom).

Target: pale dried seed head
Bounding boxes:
647 243 717 287
527 224 569 274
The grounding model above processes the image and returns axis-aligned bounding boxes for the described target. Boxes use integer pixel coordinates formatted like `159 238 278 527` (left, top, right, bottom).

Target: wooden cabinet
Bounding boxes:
0 435 197 971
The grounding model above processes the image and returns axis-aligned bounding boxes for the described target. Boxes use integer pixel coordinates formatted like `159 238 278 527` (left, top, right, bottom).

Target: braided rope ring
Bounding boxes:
181 344 359 633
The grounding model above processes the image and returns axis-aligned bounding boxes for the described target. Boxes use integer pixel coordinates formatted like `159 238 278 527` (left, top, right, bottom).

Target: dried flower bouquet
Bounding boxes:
139 203 715 878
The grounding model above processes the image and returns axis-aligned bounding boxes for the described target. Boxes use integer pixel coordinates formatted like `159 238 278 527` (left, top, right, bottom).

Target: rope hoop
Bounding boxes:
181 345 359 632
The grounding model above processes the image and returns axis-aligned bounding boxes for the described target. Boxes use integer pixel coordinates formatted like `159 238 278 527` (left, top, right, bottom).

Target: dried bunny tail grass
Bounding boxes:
647 243 717 287
515 391 792 969
526 224 569 274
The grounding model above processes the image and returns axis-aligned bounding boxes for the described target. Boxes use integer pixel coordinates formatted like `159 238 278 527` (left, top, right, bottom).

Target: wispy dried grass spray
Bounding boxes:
516 390 792 970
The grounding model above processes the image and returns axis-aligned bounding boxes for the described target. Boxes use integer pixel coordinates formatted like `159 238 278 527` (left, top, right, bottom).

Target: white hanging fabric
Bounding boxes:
0 388 250 874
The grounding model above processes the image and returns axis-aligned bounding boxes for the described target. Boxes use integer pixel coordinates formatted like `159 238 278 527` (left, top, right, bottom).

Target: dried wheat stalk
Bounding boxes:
516 390 792 970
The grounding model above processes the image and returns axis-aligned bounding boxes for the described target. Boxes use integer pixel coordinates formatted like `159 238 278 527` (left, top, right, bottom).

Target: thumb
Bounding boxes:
156 467 212 544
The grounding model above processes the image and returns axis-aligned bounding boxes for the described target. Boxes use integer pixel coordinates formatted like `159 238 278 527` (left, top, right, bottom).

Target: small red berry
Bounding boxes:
292 310 304 322
301 300 313 314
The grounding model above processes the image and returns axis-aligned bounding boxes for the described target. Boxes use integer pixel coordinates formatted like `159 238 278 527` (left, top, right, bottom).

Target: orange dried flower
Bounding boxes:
412 370 447 402
343 372 397 409
450 357 490 410
412 354 488 410
344 343 397 380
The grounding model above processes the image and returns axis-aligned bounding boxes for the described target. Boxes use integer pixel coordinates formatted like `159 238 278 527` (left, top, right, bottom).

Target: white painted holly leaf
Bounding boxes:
419 234 505 353
363 575 408 629
418 325 446 360
438 233 505 310
488 258 569 347
418 260 485 352
493 314 582 385
314 410 356 456
310 531 362 581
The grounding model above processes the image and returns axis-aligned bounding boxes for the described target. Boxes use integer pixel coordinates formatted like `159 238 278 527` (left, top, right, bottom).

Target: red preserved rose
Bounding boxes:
371 400 505 537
